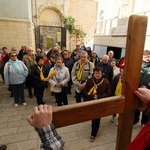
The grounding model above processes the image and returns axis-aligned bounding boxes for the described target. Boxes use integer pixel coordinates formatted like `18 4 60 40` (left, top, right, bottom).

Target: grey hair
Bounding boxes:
80 51 88 56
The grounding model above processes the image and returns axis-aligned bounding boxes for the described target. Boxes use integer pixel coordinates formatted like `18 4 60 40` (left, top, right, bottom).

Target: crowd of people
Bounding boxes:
0 43 150 149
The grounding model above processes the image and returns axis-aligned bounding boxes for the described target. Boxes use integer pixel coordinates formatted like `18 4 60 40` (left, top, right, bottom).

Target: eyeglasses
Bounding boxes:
10 55 17 57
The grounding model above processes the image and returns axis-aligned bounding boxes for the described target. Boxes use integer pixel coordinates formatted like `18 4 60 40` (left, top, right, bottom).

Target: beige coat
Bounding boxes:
71 60 94 92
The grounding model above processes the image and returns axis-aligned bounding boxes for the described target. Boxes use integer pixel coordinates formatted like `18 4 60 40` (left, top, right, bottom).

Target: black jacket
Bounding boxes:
30 64 48 87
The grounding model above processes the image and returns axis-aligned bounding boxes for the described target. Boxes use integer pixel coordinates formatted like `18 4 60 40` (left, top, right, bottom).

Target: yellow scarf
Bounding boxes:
92 59 96 67
37 66 57 81
88 78 104 95
26 55 32 61
77 62 85 81
115 75 122 96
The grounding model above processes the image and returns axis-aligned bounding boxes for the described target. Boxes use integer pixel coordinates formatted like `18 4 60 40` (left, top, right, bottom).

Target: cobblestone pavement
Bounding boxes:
0 79 141 150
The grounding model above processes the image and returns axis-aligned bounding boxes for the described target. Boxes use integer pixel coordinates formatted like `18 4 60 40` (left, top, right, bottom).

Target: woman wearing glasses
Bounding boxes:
4 51 28 107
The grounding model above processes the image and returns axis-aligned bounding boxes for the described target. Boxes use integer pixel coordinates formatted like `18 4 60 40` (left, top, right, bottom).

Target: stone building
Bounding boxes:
0 0 149 57
84 0 150 59
0 0 97 51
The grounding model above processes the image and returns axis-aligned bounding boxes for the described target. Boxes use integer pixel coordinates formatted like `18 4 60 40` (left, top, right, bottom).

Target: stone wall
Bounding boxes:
68 0 97 50
0 18 35 52
0 0 34 51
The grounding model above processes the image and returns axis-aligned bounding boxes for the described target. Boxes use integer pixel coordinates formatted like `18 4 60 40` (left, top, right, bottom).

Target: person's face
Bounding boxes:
148 55 150 62
73 50 77 55
81 42 84 46
102 57 108 64
38 59 44 65
68 52 71 57
11 48 17 53
50 57 54 62
10 53 17 61
64 53 69 59
40 52 45 57
93 71 102 80
143 55 149 63
62 48 65 52
3 48 8 53
108 52 114 58
80 54 88 63
111 61 116 68
56 59 62 68
27 49 33 55
77 52 80 57
23 46 26 51
76 46 80 50
120 68 124 75
92 52 97 58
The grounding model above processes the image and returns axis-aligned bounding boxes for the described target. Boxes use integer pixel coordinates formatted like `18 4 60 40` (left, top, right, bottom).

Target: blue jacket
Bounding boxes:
4 59 28 85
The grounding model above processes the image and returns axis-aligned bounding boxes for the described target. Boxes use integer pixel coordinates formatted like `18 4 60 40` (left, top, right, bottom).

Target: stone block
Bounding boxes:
7 120 28 128
0 127 18 136
18 125 35 134
8 115 23 122
29 131 39 139
0 122 7 130
0 132 28 144
6 139 38 150
0 116 8 123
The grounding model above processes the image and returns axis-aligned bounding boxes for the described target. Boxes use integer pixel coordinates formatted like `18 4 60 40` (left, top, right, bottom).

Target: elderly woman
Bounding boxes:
4 52 28 107
83 66 111 142
49 57 70 106
110 58 120 79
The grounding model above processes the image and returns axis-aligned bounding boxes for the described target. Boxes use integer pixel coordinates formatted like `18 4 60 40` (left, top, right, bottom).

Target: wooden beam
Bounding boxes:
53 96 125 128
116 15 148 150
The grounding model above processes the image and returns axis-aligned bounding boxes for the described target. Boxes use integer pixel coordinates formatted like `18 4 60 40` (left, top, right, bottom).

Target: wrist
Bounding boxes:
37 124 54 143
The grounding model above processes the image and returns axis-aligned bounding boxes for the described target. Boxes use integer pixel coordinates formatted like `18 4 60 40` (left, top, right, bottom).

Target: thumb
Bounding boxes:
26 114 33 125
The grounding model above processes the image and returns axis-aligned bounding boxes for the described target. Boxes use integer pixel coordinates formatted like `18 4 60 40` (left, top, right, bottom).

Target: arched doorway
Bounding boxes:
37 8 66 50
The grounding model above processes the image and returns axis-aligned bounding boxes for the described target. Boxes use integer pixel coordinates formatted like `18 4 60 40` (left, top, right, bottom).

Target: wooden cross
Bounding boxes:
52 15 148 150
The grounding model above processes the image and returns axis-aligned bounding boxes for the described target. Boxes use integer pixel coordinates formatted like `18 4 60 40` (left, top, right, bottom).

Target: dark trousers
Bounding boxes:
55 92 68 106
134 109 150 125
141 111 150 125
34 84 45 105
1 67 4 81
134 109 140 124
26 74 33 95
75 91 86 103
68 79 72 93
11 83 25 104
91 118 101 137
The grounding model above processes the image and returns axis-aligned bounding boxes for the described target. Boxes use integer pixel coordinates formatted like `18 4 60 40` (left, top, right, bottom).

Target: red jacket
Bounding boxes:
126 101 150 150
1 52 7 65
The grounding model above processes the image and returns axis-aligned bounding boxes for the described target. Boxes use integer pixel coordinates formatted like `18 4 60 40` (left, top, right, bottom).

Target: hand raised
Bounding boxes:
135 88 150 104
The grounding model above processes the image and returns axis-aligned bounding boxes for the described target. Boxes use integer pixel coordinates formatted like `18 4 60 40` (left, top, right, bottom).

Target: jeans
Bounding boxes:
11 83 25 104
